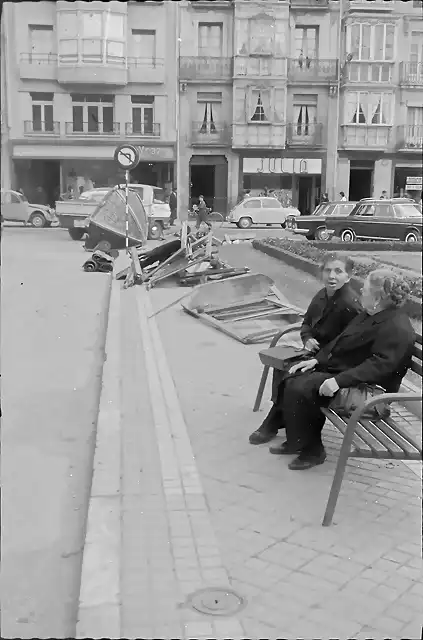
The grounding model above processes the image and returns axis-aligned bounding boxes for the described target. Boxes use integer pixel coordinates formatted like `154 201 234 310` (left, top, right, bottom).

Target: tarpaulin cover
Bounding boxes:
88 188 148 244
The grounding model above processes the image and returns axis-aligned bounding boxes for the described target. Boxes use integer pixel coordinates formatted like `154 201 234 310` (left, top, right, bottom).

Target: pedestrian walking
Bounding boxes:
339 191 347 201
169 187 177 226
380 190 388 199
196 195 211 231
320 192 329 203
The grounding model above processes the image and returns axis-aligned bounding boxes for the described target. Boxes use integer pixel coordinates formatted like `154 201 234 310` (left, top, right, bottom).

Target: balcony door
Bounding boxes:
131 95 154 135
29 24 54 62
406 107 423 147
293 99 317 138
197 92 222 135
198 23 223 57
71 94 114 134
30 92 54 133
294 27 318 60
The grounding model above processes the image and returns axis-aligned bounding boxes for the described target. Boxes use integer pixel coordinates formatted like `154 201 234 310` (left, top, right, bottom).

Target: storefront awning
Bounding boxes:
12 144 176 162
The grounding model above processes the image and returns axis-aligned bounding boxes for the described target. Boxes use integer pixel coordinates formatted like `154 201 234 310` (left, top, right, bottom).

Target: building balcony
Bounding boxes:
342 61 394 84
290 0 328 9
179 57 233 82
57 39 128 85
286 123 323 147
127 58 165 84
65 122 120 137
396 125 423 152
399 62 423 87
191 122 232 147
125 123 161 138
341 124 392 149
232 123 286 149
234 56 287 78
23 121 61 136
346 0 394 12
288 58 337 83
19 53 58 81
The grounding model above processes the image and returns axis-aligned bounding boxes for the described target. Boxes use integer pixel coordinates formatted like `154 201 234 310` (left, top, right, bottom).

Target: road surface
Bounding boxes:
1 226 110 639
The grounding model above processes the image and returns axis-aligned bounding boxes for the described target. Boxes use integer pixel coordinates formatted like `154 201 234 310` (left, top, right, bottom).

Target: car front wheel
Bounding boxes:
148 221 163 240
340 229 356 242
237 217 252 229
30 212 47 228
405 230 421 243
315 227 329 241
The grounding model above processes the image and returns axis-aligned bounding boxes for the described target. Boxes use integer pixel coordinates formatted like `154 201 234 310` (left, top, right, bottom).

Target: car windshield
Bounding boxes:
393 204 422 218
153 188 166 203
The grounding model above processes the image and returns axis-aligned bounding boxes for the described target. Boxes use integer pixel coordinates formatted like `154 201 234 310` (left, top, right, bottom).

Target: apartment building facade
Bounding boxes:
1 1 178 205
1 1 422 212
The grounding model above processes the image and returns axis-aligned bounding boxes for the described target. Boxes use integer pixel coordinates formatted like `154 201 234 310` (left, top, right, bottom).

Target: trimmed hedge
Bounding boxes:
252 238 422 317
289 238 423 252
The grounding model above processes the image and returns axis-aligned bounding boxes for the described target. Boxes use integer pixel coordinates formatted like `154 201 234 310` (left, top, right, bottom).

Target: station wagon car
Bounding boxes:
228 196 300 229
326 198 422 243
286 201 357 241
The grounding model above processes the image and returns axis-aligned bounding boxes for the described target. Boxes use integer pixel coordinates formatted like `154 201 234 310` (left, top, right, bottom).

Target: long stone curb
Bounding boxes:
76 274 121 639
253 240 422 319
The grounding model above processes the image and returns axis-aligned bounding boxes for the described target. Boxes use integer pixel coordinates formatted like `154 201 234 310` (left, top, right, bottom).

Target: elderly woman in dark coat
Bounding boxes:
249 253 362 445
273 269 415 470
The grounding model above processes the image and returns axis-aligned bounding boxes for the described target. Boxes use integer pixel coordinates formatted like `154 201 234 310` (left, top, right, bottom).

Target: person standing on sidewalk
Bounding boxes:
169 187 177 226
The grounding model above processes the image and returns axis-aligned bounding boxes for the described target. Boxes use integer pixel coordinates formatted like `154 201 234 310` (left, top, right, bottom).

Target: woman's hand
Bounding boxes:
288 358 318 375
304 338 320 352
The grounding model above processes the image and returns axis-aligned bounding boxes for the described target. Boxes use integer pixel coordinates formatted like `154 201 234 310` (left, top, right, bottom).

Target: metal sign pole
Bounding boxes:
125 169 129 255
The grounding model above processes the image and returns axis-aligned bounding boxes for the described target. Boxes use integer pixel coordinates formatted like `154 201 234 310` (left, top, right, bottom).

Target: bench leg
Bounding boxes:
253 365 270 412
322 420 356 526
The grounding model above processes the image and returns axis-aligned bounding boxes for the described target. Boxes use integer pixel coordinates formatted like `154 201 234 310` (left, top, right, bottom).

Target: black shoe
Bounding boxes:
249 428 278 445
249 406 281 445
269 441 301 455
288 449 327 470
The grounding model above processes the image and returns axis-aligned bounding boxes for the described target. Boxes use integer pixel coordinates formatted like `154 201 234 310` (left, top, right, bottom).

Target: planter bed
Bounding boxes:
286 239 422 252
253 238 422 319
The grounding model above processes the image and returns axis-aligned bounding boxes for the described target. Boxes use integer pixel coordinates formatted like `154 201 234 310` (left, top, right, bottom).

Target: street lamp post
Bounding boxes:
332 0 344 201
175 2 183 222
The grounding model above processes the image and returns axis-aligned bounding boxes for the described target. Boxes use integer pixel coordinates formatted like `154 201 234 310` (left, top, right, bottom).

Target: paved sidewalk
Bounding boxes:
78 278 422 640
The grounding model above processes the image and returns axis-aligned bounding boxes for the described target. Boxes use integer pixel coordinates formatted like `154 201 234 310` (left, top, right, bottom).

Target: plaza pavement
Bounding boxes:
77 256 422 640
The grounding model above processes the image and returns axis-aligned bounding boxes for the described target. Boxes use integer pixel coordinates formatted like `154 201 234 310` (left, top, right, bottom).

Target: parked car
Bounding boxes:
227 196 300 229
1 189 56 228
286 201 357 240
326 198 422 243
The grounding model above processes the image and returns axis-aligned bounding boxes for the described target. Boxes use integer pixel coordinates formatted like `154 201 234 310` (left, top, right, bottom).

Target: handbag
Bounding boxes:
328 384 391 420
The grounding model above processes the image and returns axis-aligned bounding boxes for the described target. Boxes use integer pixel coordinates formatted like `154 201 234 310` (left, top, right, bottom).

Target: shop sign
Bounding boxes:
405 176 422 190
137 145 175 161
243 157 322 175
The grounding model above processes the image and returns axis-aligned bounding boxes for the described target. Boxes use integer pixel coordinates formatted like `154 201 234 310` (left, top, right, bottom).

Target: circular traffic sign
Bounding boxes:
114 144 140 170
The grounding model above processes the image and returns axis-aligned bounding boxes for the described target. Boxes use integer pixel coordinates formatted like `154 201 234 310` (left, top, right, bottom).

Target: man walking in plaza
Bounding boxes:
169 187 177 226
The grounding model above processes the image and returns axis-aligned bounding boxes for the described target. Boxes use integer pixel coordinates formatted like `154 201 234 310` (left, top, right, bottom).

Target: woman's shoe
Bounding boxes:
288 449 327 470
249 405 282 444
269 441 301 455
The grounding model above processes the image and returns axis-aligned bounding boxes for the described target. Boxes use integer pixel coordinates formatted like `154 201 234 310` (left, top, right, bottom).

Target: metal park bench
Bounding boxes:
253 324 422 527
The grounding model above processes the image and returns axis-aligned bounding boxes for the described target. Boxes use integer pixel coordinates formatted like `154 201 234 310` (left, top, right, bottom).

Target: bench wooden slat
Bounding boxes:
359 419 407 459
412 343 422 361
416 333 422 346
410 359 422 376
383 414 422 454
322 409 373 456
367 417 422 459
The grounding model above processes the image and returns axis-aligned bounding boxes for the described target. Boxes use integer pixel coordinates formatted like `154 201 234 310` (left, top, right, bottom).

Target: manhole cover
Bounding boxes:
187 587 246 617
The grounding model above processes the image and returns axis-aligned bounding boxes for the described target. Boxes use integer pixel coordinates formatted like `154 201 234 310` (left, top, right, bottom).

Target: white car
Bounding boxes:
228 196 301 229
1 189 56 227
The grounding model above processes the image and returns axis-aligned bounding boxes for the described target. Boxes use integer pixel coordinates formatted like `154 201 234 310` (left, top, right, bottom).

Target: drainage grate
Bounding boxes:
187 587 246 617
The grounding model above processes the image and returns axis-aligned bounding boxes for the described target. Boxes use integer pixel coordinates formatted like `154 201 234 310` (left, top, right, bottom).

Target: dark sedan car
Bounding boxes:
285 201 356 240
326 198 422 243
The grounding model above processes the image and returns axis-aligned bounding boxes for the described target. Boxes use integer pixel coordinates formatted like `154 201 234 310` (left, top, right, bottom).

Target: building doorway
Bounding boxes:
190 165 215 210
189 156 228 214
298 175 313 215
349 168 373 201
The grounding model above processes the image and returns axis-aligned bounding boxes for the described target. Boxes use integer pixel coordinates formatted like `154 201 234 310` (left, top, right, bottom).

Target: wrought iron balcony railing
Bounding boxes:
179 57 233 81
20 53 58 64
234 56 287 77
343 61 394 83
65 122 120 135
288 58 337 82
399 62 423 86
396 125 423 150
341 124 392 148
290 0 328 7
125 122 161 137
24 121 60 134
191 122 232 146
286 123 323 146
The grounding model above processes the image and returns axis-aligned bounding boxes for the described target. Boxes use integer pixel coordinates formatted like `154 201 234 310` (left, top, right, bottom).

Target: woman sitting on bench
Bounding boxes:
268 269 415 470
249 253 362 445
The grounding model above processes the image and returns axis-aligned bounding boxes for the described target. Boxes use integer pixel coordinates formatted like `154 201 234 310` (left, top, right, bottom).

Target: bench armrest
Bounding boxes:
269 322 303 348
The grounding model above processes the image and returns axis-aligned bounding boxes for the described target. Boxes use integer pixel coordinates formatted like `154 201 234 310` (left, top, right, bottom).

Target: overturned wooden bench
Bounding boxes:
254 324 422 527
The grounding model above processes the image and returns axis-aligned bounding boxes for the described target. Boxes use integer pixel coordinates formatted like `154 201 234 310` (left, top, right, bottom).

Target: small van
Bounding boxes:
228 196 300 229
